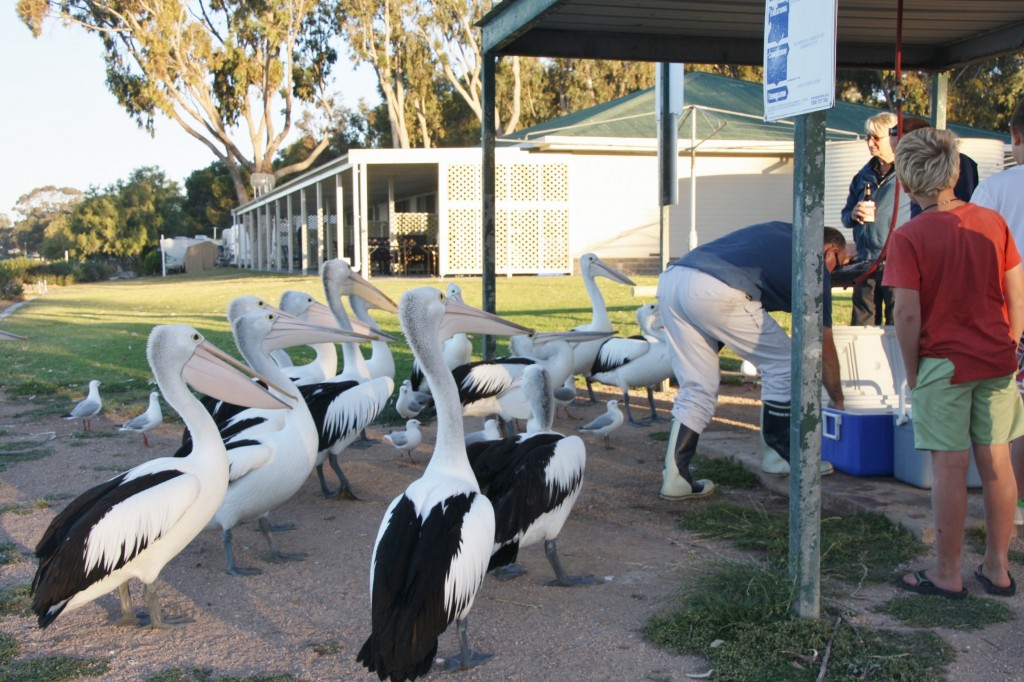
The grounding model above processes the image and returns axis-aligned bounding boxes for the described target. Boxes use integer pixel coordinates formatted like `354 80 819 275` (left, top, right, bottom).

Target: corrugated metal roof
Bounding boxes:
481 0 1024 72
506 72 1010 144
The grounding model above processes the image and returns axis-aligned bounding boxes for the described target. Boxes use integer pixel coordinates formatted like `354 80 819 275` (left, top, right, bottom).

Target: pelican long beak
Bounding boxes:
340 270 398 314
531 330 615 345
263 310 376 351
302 300 396 342
184 339 291 409
438 297 532 342
591 257 636 286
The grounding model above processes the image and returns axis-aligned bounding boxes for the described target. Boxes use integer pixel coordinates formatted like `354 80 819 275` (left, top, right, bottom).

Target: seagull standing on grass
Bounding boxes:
63 380 102 431
577 399 624 449
118 391 163 447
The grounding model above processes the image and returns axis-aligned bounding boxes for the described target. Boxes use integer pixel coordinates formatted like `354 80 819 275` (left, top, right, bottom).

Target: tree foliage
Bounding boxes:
9 186 84 256
17 0 344 203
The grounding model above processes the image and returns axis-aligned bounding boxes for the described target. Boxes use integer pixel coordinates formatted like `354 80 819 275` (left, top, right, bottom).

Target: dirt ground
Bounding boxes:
1 382 1023 681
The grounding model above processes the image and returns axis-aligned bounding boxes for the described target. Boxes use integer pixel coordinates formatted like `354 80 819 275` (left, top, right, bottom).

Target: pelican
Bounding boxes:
349 292 396 382
408 283 473 393
565 253 635 402
63 379 102 431
118 391 163 447
577 399 625 449
383 418 423 462
310 260 397 496
207 309 372 575
31 325 287 629
357 287 531 679
589 302 672 425
467 365 598 586
396 379 431 419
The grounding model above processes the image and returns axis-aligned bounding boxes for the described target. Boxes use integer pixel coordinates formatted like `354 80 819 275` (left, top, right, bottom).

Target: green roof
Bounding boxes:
508 71 1008 144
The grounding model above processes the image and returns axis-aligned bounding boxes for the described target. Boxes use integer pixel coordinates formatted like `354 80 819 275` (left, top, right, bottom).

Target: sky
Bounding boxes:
1 12 380 221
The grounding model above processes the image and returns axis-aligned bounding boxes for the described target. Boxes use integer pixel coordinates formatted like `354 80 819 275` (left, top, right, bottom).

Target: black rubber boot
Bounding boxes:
660 420 715 500
760 400 833 476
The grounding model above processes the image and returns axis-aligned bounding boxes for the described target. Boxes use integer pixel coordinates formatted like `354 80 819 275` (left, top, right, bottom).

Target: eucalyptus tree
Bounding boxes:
17 0 344 203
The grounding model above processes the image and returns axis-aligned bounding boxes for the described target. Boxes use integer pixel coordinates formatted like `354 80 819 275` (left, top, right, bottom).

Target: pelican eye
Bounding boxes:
266 313 277 321
439 293 446 302
191 333 201 342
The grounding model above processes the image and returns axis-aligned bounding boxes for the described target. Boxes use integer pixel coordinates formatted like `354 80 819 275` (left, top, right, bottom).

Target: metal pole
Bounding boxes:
931 72 949 130
160 233 166 277
790 110 826 619
689 108 698 251
482 52 497 359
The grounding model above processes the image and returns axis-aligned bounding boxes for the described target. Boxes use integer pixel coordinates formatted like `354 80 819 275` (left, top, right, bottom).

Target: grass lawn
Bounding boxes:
0 267 852 415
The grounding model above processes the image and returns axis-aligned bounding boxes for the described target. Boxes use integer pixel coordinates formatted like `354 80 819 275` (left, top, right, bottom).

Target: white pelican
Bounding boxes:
357 287 531 678
565 253 635 402
467 365 598 586
396 379 431 419
63 379 102 431
311 260 397 496
577 399 625 449
408 283 473 393
207 308 371 575
118 391 163 447
349 292 396 382
31 324 287 629
589 302 672 425
383 418 423 462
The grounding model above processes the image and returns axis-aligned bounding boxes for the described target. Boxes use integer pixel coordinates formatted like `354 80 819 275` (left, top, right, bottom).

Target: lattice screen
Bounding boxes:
444 160 570 275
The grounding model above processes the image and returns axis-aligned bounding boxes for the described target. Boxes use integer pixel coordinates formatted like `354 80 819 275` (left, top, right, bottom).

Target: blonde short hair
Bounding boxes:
895 128 960 198
865 112 898 138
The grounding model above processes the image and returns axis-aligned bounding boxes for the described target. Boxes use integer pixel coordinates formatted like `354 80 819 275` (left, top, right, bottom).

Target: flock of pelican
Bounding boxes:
27 253 681 680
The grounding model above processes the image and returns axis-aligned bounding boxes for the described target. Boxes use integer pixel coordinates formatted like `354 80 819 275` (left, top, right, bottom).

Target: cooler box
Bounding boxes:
892 381 983 489
822 407 894 476
820 326 904 477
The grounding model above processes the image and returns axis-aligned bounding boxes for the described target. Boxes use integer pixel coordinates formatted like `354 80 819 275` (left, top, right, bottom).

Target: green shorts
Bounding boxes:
911 357 1024 452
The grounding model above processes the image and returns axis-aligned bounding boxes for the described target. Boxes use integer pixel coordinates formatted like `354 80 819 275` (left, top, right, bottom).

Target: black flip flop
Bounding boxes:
975 565 1017 597
897 570 968 600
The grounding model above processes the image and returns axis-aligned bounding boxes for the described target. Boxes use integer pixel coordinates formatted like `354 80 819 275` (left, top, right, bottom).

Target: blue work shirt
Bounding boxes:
671 220 833 327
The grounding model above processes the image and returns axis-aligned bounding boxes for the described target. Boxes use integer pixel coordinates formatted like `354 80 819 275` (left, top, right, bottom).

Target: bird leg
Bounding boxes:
646 386 667 422
258 516 307 564
223 528 262 577
142 433 150 447
137 582 192 629
114 582 139 626
491 564 528 581
328 452 360 500
543 539 601 587
585 378 598 403
604 434 615 450
442 618 494 672
348 428 377 449
624 391 646 427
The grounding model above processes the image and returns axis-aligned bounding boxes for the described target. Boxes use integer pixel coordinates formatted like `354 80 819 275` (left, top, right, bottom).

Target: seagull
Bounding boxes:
577 399 624 449
467 365 599 586
118 391 163 447
63 380 102 431
357 287 531 680
31 324 287 629
395 379 431 419
383 419 423 462
464 418 501 447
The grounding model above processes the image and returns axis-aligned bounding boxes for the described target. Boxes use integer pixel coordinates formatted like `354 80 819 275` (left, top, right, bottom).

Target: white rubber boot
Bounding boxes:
660 419 716 500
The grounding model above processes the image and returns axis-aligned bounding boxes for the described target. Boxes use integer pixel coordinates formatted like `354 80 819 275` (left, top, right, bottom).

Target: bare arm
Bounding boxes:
893 287 922 389
822 326 844 411
1003 263 1024 343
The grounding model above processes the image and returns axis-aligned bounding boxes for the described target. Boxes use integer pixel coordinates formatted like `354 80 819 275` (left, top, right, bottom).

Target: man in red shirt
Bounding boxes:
884 128 1024 599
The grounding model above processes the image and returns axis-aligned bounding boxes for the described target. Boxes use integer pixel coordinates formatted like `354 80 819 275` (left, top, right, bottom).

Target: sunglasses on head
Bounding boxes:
889 127 899 136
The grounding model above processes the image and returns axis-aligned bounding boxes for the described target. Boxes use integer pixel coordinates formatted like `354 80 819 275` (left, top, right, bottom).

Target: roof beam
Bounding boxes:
481 0 564 54
933 20 1024 70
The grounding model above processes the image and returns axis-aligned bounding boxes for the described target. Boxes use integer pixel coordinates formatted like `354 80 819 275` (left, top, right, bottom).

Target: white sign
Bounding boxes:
763 0 837 121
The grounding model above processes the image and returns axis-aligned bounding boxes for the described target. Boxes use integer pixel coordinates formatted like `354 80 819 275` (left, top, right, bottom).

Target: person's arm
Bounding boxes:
1003 263 1024 343
892 287 922 389
822 326 844 411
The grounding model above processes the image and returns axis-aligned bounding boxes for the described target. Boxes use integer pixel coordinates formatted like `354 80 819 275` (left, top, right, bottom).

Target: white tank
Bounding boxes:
957 138 1008 183
825 140 870 238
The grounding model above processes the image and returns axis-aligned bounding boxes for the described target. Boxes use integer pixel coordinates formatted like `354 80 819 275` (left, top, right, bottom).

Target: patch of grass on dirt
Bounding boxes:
678 501 925 582
1 494 71 515
644 561 953 681
0 442 53 472
964 525 1024 564
0 634 110 682
147 670 304 682
307 639 344 657
0 541 22 565
0 584 33 616
691 455 761 489
647 430 670 442
876 594 1016 630
6 380 62 397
